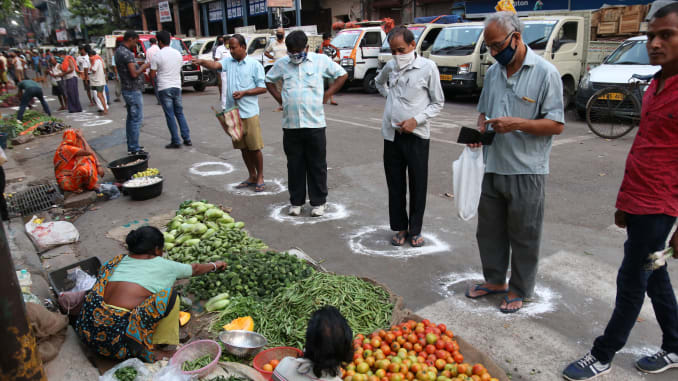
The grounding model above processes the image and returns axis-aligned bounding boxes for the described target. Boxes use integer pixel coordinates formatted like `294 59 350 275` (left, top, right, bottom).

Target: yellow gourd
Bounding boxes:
223 316 254 331
179 311 191 326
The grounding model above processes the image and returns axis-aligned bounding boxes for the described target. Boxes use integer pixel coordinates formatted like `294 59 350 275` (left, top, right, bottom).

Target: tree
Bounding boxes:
69 0 114 22
0 0 34 21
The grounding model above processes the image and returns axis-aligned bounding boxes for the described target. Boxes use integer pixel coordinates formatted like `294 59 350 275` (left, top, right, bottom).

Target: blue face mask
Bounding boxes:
288 51 307 64
492 35 516 66
55 56 63 64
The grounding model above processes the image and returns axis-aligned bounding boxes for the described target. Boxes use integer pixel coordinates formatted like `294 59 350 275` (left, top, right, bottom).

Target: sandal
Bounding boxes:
255 183 266 192
391 231 407 246
465 284 509 299
410 234 425 247
499 295 524 314
235 181 255 189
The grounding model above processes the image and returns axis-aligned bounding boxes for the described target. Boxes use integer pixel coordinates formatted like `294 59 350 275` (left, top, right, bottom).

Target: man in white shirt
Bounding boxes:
77 45 95 106
146 37 161 104
87 48 108 114
214 34 230 103
265 28 287 111
150 31 192 149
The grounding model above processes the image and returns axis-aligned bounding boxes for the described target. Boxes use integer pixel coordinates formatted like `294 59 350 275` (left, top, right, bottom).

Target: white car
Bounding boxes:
189 36 220 86
576 35 660 117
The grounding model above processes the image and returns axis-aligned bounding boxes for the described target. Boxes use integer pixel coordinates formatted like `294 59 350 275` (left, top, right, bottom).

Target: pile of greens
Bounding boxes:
113 366 137 381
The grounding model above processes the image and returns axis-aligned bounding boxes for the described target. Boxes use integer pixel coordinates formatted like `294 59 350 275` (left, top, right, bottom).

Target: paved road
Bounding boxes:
11 79 677 380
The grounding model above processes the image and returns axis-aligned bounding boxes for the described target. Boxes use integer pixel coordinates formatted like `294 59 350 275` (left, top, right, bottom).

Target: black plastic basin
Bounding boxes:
108 154 149 182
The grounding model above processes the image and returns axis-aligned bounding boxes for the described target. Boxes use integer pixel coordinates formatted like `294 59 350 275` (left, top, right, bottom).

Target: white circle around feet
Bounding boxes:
437 271 559 318
269 202 349 225
348 225 450 258
226 178 287 196
83 119 112 126
189 161 235 177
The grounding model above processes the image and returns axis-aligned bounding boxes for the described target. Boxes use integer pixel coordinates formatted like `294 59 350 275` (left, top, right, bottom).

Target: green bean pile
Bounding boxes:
182 354 213 371
113 366 137 381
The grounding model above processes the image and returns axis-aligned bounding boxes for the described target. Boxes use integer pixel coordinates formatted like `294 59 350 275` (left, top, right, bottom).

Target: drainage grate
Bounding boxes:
7 182 60 217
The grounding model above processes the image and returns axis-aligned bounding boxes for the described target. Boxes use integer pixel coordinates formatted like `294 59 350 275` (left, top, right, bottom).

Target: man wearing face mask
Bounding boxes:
464 12 564 314
265 28 288 112
374 26 444 248
214 35 229 101
265 31 347 217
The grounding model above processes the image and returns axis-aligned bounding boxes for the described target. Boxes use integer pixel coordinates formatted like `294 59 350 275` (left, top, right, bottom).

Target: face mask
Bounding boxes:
276 33 284 40
492 35 516 66
394 50 415 70
217 41 223 46
288 51 307 64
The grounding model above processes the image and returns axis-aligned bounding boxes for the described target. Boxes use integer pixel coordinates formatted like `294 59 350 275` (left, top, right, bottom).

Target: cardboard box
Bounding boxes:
597 21 619 35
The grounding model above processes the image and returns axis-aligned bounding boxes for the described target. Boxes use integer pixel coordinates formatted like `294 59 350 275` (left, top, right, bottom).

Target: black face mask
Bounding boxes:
217 41 223 46
276 34 284 40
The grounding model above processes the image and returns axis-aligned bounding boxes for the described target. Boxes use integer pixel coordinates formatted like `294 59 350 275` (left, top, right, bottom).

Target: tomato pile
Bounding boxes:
262 358 280 372
341 320 498 381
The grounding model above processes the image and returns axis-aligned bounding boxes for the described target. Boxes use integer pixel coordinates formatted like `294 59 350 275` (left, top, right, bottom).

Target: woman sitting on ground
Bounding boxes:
273 306 353 381
75 226 226 361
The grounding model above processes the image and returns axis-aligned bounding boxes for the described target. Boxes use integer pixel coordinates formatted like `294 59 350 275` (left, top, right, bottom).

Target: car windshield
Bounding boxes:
171 39 188 55
522 21 557 50
332 31 361 49
380 26 425 53
189 41 204 56
431 26 483 55
605 40 650 65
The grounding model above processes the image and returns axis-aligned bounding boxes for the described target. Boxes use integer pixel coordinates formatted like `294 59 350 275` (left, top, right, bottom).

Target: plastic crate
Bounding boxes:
47 257 101 297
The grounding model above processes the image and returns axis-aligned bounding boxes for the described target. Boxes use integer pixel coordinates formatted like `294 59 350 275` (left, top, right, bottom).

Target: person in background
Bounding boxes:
0 51 7 94
563 4 678 380
151 31 192 149
0 146 9 221
48 55 67 111
87 48 108 115
265 28 288 112
16 79 51 121
272 306 352 381
57 50 83 113
464 12 564 314
145 37 161 105
318 32 339 106
75 226 227 361
111 53 121 102
214 35 230 105
374 26 444 248
195 34 267 191
41 51 50 79
11 52 24 82
31 51 41 79
115 30 150 155
265 31 348 217
77 45 95 106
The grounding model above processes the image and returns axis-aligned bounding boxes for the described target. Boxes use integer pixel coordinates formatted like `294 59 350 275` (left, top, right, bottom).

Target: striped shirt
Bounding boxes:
265 52 346 129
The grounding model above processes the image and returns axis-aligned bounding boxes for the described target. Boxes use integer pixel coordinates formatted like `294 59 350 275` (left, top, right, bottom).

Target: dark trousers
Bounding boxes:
283 128 327 207
64 77 82 113
383 133 430 236
0 167 8 220
591 213 678 363
18 87 51 121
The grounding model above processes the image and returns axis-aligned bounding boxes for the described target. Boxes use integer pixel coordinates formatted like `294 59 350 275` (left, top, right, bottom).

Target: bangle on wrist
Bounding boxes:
209 262 217 272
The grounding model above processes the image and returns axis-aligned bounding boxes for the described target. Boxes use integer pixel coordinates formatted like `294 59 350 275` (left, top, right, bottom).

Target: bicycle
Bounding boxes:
585 73 654 139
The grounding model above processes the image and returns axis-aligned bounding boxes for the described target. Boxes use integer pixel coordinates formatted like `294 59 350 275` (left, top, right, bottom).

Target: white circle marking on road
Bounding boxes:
436 271 558 318
269 202 349 225
82 119 112 126
348 225 450 258
188 161 234 176
226 178 287 196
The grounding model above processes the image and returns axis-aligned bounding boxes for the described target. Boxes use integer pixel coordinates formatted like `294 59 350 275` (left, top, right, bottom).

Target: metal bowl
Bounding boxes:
219 330 268 357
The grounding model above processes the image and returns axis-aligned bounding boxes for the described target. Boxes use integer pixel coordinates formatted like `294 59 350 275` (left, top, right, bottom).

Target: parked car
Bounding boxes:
189 36 220 86
575 35 659 118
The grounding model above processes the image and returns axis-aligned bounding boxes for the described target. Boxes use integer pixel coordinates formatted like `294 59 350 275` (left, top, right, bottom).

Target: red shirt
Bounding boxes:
616 72 678 216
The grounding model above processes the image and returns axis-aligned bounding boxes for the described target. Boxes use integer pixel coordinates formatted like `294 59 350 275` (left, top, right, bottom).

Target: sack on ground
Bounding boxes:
452 147 485 221
25 302 69 363
212 106 243 142
25 215 80 253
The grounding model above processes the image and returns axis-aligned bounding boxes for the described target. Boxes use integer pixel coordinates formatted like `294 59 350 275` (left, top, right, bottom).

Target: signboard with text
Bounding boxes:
158 1 172 22
465 0 568 17
56 29 68 42
267 0 293 8
208 1 223 22
226 0 242 19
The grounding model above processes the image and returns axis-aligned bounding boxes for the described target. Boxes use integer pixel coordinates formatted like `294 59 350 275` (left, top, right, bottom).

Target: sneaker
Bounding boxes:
128 149 149 156
165 143 181 149
310 204 326 217
183 140 192 146
288 205 302 216
563 353 611 380
636 350 678 374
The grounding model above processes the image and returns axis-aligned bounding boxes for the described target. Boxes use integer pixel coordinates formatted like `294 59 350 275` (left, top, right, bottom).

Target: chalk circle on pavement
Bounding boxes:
189 161 234 177
269 202 349 225
226 178 287 196
83 119 112 126
348 225 450 258
437 271 558 318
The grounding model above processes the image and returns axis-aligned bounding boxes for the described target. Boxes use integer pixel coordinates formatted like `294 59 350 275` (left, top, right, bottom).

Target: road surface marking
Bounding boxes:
226 178 287 196
552 135 596 146
188 161 234 176
269 202 349 225
326 117 459 145
348 225 450 258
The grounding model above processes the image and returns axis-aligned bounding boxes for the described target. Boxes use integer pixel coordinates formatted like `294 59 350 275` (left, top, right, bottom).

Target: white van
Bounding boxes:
332 26 386 93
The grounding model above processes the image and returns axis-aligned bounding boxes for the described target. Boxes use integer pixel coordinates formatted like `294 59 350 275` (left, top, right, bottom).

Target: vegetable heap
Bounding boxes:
133 168 160 178
113 366 137 381
0 110 66 140
182 354 213 371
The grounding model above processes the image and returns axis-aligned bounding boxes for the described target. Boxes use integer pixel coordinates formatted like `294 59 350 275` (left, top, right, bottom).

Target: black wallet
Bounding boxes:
456 127 495 145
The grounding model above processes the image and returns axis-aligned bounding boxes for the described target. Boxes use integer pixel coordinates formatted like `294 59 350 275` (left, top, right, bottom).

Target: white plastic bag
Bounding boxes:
25 215 80 253
99 358 152 381
152 363 191 381
452 147 485 221
67 268 96 292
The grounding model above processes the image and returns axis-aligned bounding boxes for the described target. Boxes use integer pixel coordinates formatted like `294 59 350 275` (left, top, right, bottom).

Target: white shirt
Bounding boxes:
14 57 23 70
214 45 229 61
77 55 90 71
150 46 183 91
89 59 106 86
266 40 287 60
146 44 160 74
50 64 61 86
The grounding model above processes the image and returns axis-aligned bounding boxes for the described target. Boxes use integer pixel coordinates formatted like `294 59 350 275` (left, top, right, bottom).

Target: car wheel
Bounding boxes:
193 82 207 92
363 71 378 94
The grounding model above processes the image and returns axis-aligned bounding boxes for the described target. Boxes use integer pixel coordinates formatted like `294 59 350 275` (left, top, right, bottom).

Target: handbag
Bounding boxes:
212 105 244 142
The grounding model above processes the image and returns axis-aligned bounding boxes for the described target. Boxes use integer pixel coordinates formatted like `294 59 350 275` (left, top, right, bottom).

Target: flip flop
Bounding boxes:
391 232 407 246
465 284 509 299
410 234 425 247
330 101 338 106
255 183 266 192
499 295 524 314
235 181 255 189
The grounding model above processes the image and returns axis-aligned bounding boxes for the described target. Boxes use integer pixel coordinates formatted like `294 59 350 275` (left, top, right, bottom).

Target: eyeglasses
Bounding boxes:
487 32 515 52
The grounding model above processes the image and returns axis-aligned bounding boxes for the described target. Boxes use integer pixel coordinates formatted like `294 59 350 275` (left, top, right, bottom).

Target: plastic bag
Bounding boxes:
99 358 152 381
452 147 485 221
25 216 80 253
152 363 191 381
0 147 7 165
67 268 96 293
99 183 121 200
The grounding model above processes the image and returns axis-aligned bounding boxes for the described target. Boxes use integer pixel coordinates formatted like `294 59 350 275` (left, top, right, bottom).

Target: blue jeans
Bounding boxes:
18 87 51 121
122 90 143 152
158 88 191 144
591 213 678 363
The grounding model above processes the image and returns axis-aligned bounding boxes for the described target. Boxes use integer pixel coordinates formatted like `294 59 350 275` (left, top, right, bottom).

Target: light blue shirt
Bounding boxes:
219 55 266 119
265 52 346 129
477 47 565 175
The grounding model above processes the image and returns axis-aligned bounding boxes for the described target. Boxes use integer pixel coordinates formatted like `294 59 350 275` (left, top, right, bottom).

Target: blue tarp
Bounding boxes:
413 15 464 24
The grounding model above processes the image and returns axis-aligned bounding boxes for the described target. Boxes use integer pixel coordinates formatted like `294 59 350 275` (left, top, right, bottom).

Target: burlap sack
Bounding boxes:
25 302 69 363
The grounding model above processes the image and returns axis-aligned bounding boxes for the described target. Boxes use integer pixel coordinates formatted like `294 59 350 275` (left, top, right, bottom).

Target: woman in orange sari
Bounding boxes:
54 129 103 192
